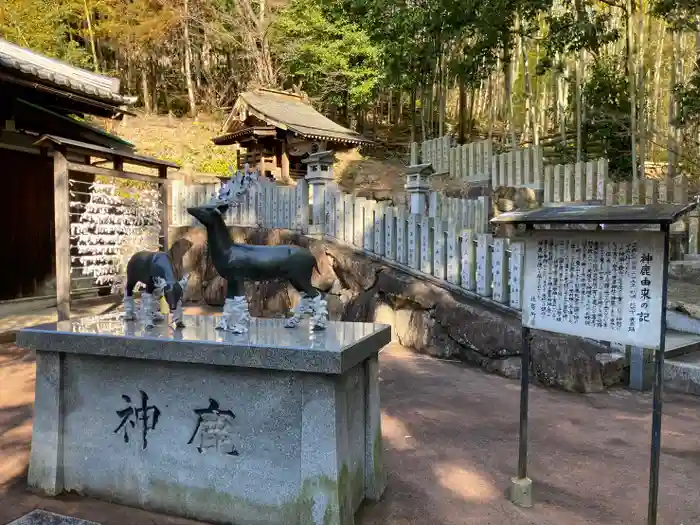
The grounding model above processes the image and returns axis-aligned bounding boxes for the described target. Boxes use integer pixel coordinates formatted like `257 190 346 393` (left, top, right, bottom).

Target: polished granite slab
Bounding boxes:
17 313 391 374
7 510 99 525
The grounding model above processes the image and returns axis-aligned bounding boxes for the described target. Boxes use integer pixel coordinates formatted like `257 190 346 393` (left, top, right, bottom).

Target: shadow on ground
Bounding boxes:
357 347 700 525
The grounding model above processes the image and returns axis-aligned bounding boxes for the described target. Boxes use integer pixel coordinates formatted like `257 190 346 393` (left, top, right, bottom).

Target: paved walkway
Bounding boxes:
2 344 700 525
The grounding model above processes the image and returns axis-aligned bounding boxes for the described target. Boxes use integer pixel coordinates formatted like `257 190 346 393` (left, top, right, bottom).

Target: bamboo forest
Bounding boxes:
1 0 699 179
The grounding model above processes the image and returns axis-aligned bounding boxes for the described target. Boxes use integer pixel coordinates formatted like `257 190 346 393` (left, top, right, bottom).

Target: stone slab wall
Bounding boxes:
169 226 628 393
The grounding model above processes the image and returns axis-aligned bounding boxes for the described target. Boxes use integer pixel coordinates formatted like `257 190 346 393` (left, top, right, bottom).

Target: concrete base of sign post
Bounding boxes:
18 314 391 525
509 477 533 508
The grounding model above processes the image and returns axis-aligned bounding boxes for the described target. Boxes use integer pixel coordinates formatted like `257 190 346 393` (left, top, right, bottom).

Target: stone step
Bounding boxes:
666 310 700 338
628 330 700 391
665 350 700 396
6 510 100 524
665 329 700 358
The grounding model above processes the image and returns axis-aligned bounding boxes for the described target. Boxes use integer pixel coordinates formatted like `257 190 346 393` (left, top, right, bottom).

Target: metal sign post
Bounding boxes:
648 223 670 525
491 203 698 525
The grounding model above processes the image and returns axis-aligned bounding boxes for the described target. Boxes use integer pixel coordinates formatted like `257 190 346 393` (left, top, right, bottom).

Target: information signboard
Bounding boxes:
522 230 665 348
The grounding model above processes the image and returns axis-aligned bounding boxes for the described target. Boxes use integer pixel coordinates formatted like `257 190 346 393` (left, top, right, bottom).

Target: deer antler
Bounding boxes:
208 164 260 208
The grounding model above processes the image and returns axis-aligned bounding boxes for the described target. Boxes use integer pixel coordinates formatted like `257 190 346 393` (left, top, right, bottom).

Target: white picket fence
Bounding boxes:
318 187 522 309
411 137 544 189
412 135 698 257
170 179 527 310
171 179 310 230
411 137 692 208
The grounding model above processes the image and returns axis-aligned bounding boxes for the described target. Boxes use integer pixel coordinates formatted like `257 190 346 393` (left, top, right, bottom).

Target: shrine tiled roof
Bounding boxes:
0 38 136 106
220 88 371 145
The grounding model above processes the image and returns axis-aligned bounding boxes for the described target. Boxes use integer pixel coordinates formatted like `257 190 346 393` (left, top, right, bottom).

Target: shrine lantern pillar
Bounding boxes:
303 150 335 233
404 163 435 216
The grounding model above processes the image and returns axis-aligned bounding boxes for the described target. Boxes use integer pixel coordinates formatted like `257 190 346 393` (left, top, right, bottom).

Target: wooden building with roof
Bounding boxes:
0 38 177 316
213 88 371 180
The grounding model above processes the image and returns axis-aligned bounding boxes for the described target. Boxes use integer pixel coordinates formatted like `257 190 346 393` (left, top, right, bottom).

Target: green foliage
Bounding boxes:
0 0 93 67
538 3 621 75
675 70 700 129
271 0 382 112
579 56 634 180
651 0 700 32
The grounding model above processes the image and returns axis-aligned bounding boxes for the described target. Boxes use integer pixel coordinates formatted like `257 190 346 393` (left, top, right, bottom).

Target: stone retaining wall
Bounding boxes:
169 226 628 393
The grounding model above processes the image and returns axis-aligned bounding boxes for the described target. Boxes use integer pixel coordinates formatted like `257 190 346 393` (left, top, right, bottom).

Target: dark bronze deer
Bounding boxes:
187 169 327 333
123 251 189 329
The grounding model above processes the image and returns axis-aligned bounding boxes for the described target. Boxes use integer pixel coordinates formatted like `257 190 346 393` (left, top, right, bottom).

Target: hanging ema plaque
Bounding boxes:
522 230 665 348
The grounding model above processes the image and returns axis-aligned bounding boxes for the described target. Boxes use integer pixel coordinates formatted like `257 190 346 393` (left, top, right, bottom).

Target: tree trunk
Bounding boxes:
637 0 646 177
557 56 569 146
487 64 498 142
668 31 679 177
141 57 151 114
520 30 536 145
373 100 379 137
83 0 99 73
504 42 516 148
438 46 447 137
651 22 666 161
396 89 404 124
575 51 584 162
410 87 417 143
421 84 428 142
458 77 467 143
626 0 637 178
387 89 393 126
150 59 158 114
539 74 549 138
467 86 476 139
183 0 197 116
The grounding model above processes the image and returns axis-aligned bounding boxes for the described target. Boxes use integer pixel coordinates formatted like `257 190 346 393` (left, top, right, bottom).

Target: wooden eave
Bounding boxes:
212 126 278 146
0 71 135 118
33 135 179 171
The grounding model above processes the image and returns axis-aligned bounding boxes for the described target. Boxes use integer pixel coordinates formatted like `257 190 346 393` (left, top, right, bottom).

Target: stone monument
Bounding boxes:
19 313 390 525
18 166 389 525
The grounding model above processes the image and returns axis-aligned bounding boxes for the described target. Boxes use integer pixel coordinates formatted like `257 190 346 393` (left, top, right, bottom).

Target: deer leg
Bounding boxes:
122 282 137 321
171 300 186 328
141 291 156 329
308 290 328 331
151 287 166 323
217 279 249 333
285 280 312 328
289 277 327 331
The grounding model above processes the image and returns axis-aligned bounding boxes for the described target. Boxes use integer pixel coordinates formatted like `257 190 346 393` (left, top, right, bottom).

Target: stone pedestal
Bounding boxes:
18 314 390 525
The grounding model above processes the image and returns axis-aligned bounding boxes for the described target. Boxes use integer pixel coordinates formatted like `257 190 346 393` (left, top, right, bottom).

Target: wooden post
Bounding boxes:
158 166 170 251
258 146 266 178
54 149 71 321
281 140 290 181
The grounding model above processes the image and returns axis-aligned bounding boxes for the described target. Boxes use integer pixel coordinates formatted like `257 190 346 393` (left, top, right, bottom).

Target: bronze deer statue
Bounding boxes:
123 251 189 329
187 168 327 334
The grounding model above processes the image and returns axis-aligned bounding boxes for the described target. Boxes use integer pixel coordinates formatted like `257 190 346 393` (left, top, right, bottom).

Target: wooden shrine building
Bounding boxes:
0 38 177 317
212 88 371 179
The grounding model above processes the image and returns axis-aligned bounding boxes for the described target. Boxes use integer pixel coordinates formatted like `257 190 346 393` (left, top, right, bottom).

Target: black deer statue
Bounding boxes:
123 251 189 329
187 167 327 334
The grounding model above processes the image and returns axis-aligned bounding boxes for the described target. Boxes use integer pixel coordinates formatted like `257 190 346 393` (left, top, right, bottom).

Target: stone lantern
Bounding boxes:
303 150 336 232
404 163 434 215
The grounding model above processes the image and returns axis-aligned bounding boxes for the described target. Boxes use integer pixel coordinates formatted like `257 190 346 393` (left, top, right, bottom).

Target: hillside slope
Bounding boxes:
97 112 412 197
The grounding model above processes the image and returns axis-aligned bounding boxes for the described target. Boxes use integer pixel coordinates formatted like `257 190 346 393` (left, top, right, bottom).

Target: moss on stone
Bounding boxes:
373 426 385 488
